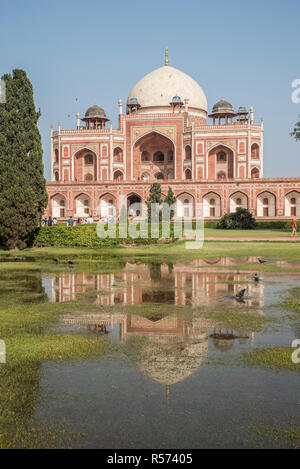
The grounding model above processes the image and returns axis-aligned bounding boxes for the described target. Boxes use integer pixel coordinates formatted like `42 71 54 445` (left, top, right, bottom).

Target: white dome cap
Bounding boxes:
127 65 208 113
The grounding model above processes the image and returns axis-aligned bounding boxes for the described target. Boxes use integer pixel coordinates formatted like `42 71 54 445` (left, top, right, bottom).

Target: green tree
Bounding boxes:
291 115 300 141
146 182 162 221
163 186 176 220
217 208 257 230
0 69 47 249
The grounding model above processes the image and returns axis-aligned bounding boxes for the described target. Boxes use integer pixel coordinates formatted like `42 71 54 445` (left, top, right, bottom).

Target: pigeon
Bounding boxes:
67 260 74 265
14 257 18 262
53 258 59 264
236 288 246 299
250 273 260 281
258 257 267 264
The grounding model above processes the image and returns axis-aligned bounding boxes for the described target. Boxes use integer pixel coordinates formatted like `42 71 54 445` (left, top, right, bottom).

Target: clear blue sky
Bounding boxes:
1 0 299 179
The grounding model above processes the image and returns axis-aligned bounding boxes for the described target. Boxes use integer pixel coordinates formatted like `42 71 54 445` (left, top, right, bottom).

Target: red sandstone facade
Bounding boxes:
45 55 300 221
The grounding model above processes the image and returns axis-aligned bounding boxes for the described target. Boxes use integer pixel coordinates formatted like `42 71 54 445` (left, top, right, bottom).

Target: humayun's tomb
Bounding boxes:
45 49 300 221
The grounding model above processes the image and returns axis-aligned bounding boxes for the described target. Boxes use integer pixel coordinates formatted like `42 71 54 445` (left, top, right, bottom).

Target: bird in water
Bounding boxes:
258 257 267 264
14 257 18 262
236 288 246 299
250 273 260 282
53 258 59 264
67 260 74 265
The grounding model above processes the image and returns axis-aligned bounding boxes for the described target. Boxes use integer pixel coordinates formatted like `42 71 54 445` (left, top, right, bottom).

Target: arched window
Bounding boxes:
85 173 93 181
54 149 59 164
185 146 192 161
168 151 173 161
251 167 259 179
217 152 226 162
251 144 260 159
85 154 93 165
217 171 226 179
113 170 123 181
210 198 215 206
185 169 192 180
54 171 59 182
153 151 164 162
236 198 242 206
263 198 269 205
141 151 150 162
291 197 296 205
113 147 123 162
51 195 66 218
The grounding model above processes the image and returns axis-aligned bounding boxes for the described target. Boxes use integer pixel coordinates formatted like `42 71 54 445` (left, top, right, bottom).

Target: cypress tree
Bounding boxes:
146 182 162 221
163 186 176 220
0 69 47 249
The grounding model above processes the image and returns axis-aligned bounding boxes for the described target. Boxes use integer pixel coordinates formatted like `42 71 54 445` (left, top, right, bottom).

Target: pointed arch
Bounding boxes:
284 190 300 216
51 193 66 218
73 148 97 182
113 170 123 181
203 191 221 217
251 167 260 179
207 144 235 179
176 192 194 218
75 193 91 217
229 191 248 212
257 191 276 217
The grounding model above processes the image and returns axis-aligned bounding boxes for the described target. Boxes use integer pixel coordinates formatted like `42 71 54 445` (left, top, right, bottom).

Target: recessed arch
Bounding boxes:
75 193 91 218
203 192 221 217
207 144 234 179
257 191 276 217
127 192 143 217
113 170 123 181
132 131 174 181
113 146 123 162
284 190 300 216
229 191 248 212
99 193 117 218
184 145 192 161
176 192 194 218
184 168 192 180
51 193 66 218
251 143 260 159
251 167 260 179
73 148 97 182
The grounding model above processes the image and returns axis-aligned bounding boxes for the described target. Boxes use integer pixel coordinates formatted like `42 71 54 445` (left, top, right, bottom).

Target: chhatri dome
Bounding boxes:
127 48 208 113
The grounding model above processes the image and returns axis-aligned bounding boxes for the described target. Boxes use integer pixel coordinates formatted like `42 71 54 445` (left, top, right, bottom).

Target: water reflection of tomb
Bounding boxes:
62 312 211 387
51 258 264 309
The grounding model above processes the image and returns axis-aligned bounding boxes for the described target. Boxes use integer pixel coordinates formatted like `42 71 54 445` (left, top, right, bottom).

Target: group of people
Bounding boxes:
42 217 58 227
67 216 94 226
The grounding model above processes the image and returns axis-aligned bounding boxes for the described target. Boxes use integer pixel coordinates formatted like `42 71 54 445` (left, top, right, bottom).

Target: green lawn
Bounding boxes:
2 239 300 265
204 228 295 238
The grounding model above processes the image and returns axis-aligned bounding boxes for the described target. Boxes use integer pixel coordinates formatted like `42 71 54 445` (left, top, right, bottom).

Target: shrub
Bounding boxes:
217 208 257 230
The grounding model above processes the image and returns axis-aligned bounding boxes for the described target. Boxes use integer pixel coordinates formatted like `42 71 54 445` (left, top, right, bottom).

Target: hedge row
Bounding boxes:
33 223 176 248
32 220 298 248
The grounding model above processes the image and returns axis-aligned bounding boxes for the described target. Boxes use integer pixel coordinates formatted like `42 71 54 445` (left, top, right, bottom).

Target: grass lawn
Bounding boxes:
204 228 295 238
2 239 300 267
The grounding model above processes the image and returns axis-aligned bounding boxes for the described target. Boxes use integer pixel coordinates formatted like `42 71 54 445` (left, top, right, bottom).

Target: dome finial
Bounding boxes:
164 46 169 66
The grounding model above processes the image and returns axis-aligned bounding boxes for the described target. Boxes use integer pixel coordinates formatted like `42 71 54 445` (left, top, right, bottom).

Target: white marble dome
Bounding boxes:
127 65 208 112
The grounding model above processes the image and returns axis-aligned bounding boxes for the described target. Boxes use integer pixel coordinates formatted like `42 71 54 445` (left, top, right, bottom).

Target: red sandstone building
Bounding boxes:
45 50 300 221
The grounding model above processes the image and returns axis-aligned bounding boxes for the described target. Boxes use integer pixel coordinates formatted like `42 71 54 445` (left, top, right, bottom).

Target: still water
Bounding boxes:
3 257 300 448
